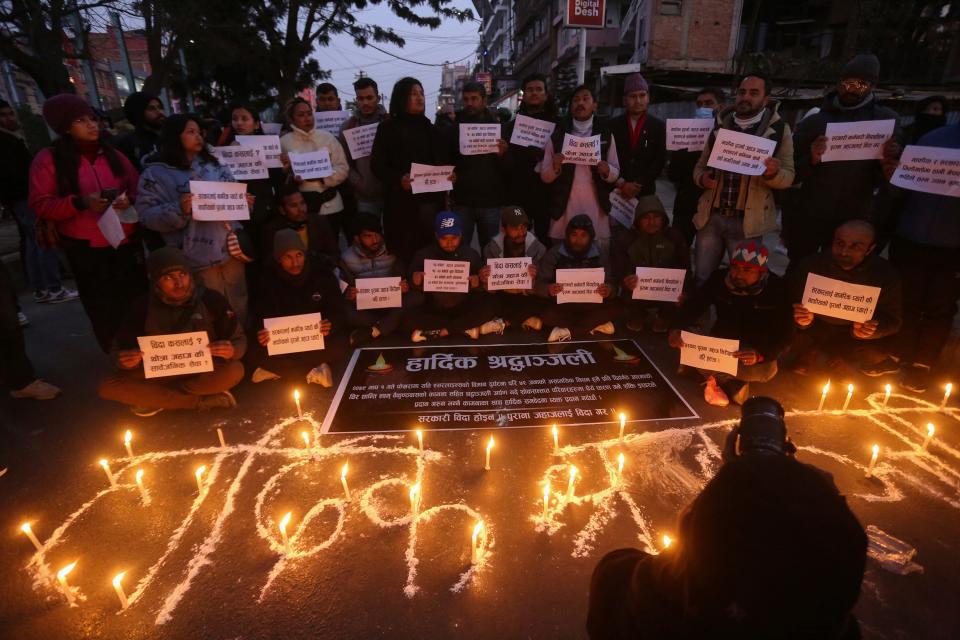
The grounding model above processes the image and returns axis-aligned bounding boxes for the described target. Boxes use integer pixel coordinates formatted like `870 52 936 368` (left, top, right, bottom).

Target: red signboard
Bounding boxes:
564 0 606 29
474 72 493 96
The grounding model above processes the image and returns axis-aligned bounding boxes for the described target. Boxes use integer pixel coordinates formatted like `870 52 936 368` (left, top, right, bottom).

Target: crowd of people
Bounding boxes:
0 52 957 417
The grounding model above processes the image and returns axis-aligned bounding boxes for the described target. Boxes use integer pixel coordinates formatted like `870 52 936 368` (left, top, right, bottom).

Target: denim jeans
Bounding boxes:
12 199 62 292
694 214 758 284
453 205 501 250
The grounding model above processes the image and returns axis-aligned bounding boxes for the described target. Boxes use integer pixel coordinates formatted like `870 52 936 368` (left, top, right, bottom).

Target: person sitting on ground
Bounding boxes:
340 214 411 346
260 183 339 268
98 247 245 416
407 210 502 342
669 241 792 407
587 453 867 640
790 219 902 378
536 214 619 343
617 195 690 333
248 230 347 387
479 205 547 332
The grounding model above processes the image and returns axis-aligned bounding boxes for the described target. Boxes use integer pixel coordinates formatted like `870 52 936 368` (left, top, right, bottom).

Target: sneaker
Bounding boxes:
130 406 164 417
412 329 444 343
350 327 375 347
17 312 29 327
43 288 79 304
307 363 333 388
900 363 931 393
251 367 281 383
9 379 61 400
548 327 572 343
197 390 237 411
703 376 730 407
464 326 480 340
859 357 900 377
480 318 507 336
32 290 50 303
521 316 542 331
590 321 615 335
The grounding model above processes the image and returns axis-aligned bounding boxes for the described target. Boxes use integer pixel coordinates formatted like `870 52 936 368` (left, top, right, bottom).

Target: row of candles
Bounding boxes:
819 382 953 412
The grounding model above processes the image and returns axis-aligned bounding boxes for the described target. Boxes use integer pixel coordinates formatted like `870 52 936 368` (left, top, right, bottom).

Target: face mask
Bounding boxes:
695 107 714 119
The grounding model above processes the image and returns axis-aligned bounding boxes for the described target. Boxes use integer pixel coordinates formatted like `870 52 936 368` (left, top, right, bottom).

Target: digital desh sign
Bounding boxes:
564 0 606 29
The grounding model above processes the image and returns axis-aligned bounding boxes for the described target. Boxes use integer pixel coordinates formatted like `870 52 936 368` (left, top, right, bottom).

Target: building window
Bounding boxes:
661 0 682 16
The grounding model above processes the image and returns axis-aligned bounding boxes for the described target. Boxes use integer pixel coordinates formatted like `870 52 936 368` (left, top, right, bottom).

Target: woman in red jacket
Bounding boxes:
29 94 146 351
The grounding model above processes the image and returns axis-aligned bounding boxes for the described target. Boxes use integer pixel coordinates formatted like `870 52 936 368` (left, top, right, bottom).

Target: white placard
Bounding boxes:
486 257 533 291
632 267 685 302
263 312 325 355
707 128 777 176
137 331 213 379
235 135 282 169
666 118 714 151
609 190 638 228
556 267 604 304
459 123 501 155
410 163 455 194
314 110 351 135
423 259 470 293
822 119 896 163
260 123 283 135
211 145 268 180
560 133 601 166
97 206 125 248
356 276 402 310
890 144 960 197
343 122 379 160
679 331 740 376
800 273 880 323
189 180 250 221
510 114 556 148
288 149 334 180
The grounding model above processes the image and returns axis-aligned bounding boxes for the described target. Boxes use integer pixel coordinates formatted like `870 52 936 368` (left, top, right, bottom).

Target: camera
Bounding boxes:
722 396 796 461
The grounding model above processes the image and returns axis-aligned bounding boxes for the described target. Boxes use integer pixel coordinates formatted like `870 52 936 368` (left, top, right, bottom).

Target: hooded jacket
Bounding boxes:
615 208 690 283
450 107 509 207
260 213 339 268
137 156 240 270
482 230 547 263
280 126 349 214
793 91 900 223
693 101 795 238
536 218 614 297
339 242 404 284
115 92 162 172
251 257 347 328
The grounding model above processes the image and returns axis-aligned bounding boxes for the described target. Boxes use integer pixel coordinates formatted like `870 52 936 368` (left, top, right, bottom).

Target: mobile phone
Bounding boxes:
100 188 118 202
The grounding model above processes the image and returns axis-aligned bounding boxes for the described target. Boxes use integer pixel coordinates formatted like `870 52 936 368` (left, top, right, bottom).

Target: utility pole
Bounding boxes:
576 28 587 85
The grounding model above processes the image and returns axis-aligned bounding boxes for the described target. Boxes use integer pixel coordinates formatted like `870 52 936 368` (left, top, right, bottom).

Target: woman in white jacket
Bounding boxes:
280 97 349 243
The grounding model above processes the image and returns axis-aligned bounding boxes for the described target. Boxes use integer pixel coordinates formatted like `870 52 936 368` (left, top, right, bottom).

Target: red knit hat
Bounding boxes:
730 241 769 271
42 94 95 134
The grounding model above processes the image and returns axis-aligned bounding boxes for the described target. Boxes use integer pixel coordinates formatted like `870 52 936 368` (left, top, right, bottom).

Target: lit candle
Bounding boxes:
551 424 559 456
135 469 150 505
217 428 226 448
617 452 625 484
471 521 484 564
883 384 891 407
294 389 302 418
278 511 292 553
409 482 421 516
542 480 551 519
99 459 117 488
565 465 578 502
662 534 673 550
301 431 310 448
123 430 134 457
841 384 854 412
817 381 830 411
484 436 494 471
56 561 77 606
340 462 351 501
865 444 880 478
112 571 129 610
195 465 207 494
941 383 953 410
619 413 626 442
20 522 43 551
416 428 424 452
922 423 935 450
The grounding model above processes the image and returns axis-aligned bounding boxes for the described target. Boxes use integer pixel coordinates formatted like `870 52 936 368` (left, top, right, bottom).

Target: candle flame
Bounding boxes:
279 511 291 535
884 383 891 394
293 389 300 401
301 431 310 447
847 383 854 393
124 430 132 445
410 482 420 501
486 436 494 452
552 424 558 440
472 521 484 544
619 413 626 424
195 465 206 483
947 383 953 394
543 480 550 504
662 535 673 549
20 522 32 534
617 452 625 475
416 428 423 448
822 380 830 394
871 444 879 456
341 462 349 480
569 465 578 482
135 469 144 483
57 561 77 580
112 571 126 588
927 423 935 437
99 459 109 468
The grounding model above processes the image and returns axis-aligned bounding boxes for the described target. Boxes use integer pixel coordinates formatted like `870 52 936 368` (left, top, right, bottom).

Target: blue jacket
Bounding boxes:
896 124 960 248
138 156 240 270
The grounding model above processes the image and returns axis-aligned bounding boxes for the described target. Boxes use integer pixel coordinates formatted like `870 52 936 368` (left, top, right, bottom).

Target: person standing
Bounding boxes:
115 91 166 171
370 77 452 264
340 77 387 217
29 94 146 352
1 260 61 400
692 74 794 284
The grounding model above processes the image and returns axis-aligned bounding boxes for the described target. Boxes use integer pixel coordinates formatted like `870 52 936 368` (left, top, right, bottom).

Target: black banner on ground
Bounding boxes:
321 339 698 433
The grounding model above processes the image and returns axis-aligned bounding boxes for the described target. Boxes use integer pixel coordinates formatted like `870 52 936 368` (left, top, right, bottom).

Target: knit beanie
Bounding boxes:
566 214 596 241
42 94 95 135
273 228 307 262
624 73 649 94
841 54 880 85
123 91 160 128
730 241 769 272
147 247 189 281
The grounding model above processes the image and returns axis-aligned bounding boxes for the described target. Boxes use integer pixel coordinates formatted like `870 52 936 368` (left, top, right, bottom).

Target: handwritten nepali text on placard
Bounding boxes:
235 135 282 169
356 276 402 310
486 257 533 291
609 190 638 228
410 163 455 194
890 144 960 198
342 122 379 160
633 267 685 302
801 273 880 323
561 133 601 165
424 259 470 293
288 149 334 180
666 118 714 151
707 128 776 176
459 123 501 155
556 267 604 303
822 119 896 163
314 110 351 135
189 181 250 221
137 331 212 379
263 313 325 355
510 115 556 148
212 145 268 180
679 331 739 376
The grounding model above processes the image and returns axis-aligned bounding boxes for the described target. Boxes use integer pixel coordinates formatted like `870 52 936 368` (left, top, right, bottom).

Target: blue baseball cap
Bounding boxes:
434 211 462 236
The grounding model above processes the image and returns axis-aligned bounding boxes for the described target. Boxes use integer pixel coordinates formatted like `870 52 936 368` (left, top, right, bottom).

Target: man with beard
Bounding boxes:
340 77 387 216
669 241 792 407
692 74 794 285
789 54 901 262
115 91 166 171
